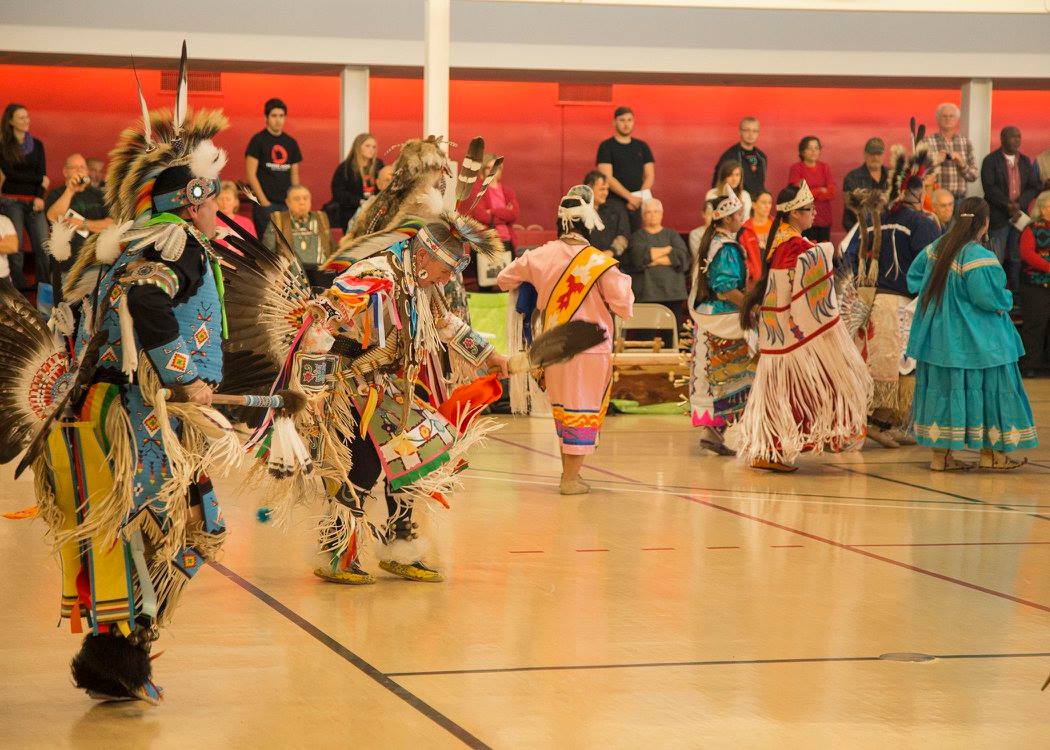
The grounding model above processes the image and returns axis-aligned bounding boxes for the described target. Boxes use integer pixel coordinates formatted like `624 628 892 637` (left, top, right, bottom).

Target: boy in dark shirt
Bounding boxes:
596 106 655 233
245 98 302 235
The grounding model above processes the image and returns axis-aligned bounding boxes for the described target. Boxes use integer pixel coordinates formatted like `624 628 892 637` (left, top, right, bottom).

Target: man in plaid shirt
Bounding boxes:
923 103 978 204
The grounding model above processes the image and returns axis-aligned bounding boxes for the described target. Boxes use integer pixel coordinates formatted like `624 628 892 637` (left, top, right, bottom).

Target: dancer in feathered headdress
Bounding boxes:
685 186 757 457
840 121 942 448
0 43 242 704
725 181 872 472
332 136 501 388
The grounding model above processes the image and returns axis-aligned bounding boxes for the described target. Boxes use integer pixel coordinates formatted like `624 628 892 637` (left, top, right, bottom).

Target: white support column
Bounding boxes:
339 66 370 159
961 78 992 197
424 0 451 143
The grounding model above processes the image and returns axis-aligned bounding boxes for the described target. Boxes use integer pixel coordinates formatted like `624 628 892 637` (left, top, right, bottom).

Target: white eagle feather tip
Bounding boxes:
96 220 133 264
48 221 76 262
188 139 227 180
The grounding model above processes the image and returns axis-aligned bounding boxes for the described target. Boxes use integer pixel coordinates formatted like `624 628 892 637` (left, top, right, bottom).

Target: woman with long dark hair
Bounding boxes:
688 187 755 455
906 196 1037 470
330 132 383 230
0 103 49 292
498 185 634 494
726 181 871 472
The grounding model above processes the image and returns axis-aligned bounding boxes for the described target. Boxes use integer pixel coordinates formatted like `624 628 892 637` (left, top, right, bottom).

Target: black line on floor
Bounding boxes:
834 465 1050 522
209 562 491 750
466 465 1050 509
385 651 1050 678
491 437 1050 612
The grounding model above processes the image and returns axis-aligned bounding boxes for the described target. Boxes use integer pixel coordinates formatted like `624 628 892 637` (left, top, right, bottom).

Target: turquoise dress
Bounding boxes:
906 240 1037 452
695 238 746 315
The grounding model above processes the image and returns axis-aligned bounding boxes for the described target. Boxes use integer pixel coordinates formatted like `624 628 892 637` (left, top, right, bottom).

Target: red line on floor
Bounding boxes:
853 541 1050 548
707 546 740 550
771 545 804 548
641 547 675 551
492 436 1050 614
576 548 610 552
508 550 544 554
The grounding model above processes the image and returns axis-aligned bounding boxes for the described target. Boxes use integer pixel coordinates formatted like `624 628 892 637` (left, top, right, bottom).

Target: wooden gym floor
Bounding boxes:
1 382 1048 748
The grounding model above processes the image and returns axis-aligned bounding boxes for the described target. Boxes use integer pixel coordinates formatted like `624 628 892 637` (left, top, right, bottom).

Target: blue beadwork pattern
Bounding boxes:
146 338 199 386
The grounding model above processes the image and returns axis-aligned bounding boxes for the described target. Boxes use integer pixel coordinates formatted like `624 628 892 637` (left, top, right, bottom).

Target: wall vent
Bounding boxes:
160 70 222 94
557 83 612 105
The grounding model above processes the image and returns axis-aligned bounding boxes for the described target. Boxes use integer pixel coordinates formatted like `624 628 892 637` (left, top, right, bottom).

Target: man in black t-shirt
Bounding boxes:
44 153 113 274
596 106 655 232
245 98 303 235
711 116 767 200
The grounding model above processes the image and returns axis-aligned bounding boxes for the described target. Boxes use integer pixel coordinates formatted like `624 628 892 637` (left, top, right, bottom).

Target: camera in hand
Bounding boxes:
78 176 91 186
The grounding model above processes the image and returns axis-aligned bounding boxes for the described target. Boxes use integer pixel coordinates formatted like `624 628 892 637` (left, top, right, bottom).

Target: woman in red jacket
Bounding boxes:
788 136 835 243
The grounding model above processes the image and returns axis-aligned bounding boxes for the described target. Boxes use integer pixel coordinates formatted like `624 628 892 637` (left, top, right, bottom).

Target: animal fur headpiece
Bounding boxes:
333 136 504 269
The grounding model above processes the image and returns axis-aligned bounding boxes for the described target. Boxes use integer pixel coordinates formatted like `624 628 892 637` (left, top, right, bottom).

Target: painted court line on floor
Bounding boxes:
385 651 1050 678
491 437 1050 614
834 465 1050 521
468 470 1038 517
468 464 1050 509
209 562 491 750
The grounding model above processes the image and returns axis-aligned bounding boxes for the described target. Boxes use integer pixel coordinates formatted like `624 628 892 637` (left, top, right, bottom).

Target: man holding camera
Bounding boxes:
44 152 113 273
923 103 978 212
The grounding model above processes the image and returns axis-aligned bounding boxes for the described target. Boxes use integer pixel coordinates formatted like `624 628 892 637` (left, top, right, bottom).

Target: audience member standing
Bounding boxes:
584 170 630 257
739 190 773 285
841 138 887 231
0 103 49 291
1018 191 1050 376
44 153 113 274
596 106 654 233
711 117 767 199
705 160 752 224
330 132 383 231
470 154 518 252
981 126 1041 293
924 103 977 209
245 98 302 236
263 185 331 287
788 136 834 242
625 198 690 331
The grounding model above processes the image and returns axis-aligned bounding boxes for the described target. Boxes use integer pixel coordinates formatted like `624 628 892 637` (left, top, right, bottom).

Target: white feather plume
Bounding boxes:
188 139 227 180
48 220 76 262
96 220 133 264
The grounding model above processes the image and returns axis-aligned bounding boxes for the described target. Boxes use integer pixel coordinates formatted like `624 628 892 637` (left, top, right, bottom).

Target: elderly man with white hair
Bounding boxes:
625 196 691 331
263 183 333 286
923 103 978 209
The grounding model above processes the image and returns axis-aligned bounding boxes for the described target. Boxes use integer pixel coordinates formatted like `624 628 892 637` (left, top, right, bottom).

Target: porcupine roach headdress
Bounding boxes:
64 43 228 298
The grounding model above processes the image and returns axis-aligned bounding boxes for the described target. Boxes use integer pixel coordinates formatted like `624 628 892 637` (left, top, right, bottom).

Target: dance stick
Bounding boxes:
156 388 307 414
